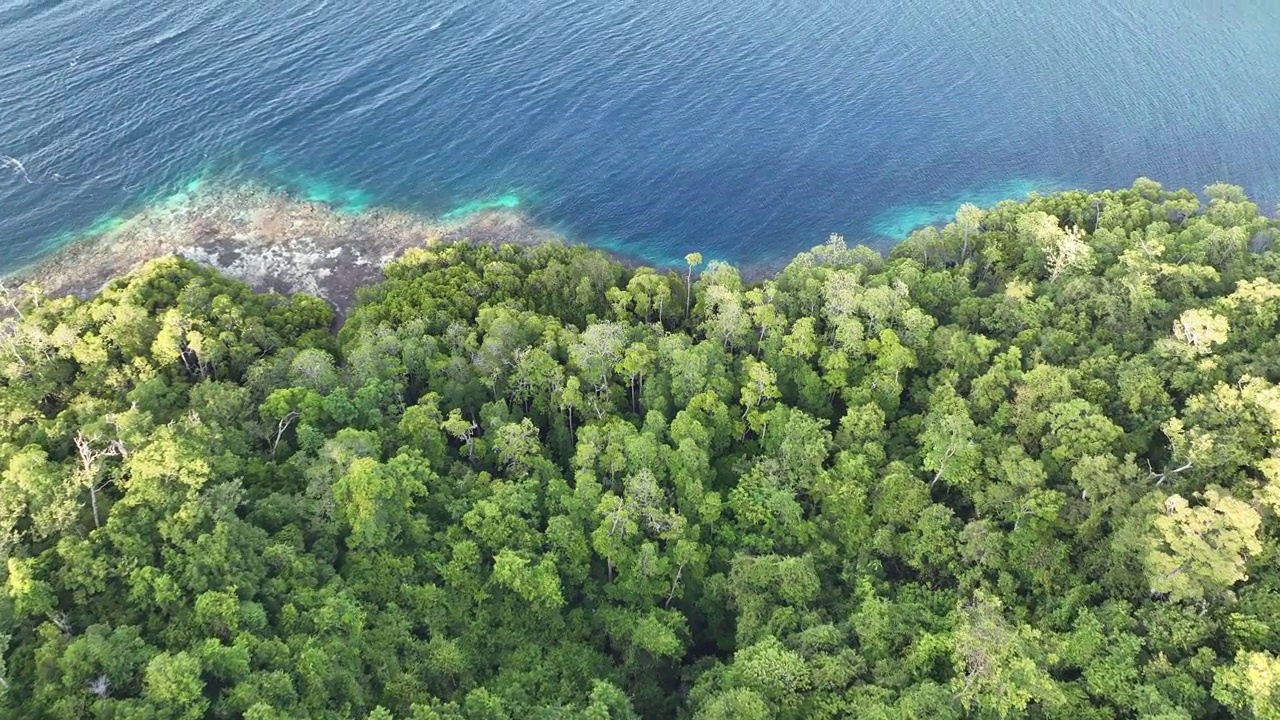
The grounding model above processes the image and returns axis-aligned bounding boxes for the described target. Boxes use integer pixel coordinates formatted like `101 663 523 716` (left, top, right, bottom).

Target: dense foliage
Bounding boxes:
3 179 1280 718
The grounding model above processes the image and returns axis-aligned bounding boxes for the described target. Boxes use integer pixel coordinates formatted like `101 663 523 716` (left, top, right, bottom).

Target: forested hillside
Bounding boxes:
3 179 1280 718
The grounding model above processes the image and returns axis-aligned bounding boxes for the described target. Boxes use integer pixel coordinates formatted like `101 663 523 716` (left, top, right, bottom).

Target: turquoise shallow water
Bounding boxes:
868 179 1056 241
1 0 1278 269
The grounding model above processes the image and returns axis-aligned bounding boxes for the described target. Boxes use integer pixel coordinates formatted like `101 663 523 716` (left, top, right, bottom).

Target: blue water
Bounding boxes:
2 0 1279 270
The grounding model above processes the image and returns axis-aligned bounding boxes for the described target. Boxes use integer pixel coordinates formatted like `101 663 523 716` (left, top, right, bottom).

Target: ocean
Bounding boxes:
2 0 1279 270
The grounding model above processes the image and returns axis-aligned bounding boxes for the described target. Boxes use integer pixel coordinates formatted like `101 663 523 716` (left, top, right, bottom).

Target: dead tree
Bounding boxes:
73 431 125 528
271 411 300 458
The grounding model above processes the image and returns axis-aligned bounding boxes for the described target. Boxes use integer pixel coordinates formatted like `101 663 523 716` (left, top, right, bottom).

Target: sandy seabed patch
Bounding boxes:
7 183 561 313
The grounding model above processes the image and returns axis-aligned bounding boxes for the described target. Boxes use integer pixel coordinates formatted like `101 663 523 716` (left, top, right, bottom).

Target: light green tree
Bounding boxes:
1214 651 1280 720
1145 486 1262 604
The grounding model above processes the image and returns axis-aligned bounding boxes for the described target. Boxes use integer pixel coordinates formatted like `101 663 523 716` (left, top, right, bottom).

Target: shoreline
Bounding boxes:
4 180 871 314
5 182 569 314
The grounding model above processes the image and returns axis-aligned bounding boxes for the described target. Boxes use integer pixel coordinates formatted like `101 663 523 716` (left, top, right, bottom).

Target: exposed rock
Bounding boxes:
7 182 562 313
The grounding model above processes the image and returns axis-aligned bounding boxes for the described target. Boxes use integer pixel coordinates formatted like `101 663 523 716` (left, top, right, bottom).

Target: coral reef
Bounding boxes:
8 182 560 312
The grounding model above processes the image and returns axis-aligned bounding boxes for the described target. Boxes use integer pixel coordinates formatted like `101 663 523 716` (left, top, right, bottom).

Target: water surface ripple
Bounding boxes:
2 0 1278 268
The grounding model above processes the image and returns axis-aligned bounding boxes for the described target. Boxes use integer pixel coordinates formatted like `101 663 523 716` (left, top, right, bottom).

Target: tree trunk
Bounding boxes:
271 411 299 458
685 270 693 320
89 484 101 529
665 563 685 608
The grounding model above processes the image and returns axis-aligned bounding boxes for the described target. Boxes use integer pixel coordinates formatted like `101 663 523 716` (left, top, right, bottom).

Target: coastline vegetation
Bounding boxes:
2 179 1280 718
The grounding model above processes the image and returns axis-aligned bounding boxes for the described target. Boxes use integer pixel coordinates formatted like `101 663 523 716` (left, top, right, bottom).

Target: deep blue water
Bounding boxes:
2 0 1279 270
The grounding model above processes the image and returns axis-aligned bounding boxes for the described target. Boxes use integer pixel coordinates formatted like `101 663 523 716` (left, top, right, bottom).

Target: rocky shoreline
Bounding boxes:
6 183 563 313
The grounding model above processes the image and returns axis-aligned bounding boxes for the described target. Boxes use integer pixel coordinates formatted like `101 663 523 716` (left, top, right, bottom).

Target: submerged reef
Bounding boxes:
9 182 560 312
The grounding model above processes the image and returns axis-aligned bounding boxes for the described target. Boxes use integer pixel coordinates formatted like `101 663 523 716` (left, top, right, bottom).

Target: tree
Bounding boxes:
685 253 703 320
333 454 427 550
1214 651 1280 720
570 323 626 418
700 282 752 350
953 592 1063 715
399 395 449 468
1018 211 1093 278
492 550 565 610
615 342 655 414
509 347 563 415
490 419 542 476
626 270 672 325
1 446 78 548
558 375 586 437
920 386 981 492
955 202 984 264
143 651 209 720
739 357 779 434
1173 308 1230 354
694 688 770 720
72 429 126 528
1145 487 1262 604
781 317 818 360
442 409 478 461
